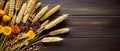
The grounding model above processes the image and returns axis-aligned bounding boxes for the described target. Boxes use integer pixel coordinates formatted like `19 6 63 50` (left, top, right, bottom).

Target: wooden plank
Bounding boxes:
38 0 120 16
38 38 120 51
46 16 120 37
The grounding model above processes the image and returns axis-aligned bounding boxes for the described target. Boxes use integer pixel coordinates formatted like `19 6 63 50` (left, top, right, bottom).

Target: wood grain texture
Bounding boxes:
39 38 120 51
39 0 120 16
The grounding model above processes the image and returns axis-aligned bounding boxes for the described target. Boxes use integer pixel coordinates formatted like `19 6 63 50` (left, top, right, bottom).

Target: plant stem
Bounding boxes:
0 36 6 51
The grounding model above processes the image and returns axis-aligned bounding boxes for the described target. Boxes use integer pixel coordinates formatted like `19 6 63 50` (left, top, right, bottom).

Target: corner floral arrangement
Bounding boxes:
0 0 70 51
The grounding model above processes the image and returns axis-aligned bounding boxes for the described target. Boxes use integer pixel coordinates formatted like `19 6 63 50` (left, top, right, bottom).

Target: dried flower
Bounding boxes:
3 15 11 21
0 9 5 16
49 28 70 36
12 26 20 34
27 30 36 39
0 25 3 34
3 26 12 36
41 37 63 43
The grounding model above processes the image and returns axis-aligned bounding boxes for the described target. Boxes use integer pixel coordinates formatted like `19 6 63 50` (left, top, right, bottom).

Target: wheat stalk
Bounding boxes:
40 5 61 21
15 0 23 12
10 38 30 51
6 33 27 45
24 0 37 15
49 28 70 36
45 14 69 29
16 3 26 24
32 5 48 23
9 0 15 17
4 1 9 14
37 20 49 33
30 2 41 14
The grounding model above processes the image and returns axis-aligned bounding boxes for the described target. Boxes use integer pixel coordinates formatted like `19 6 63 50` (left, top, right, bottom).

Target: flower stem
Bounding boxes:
0 36 6 51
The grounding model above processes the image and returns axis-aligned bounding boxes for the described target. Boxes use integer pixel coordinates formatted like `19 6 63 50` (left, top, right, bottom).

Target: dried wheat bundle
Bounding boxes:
32 5 48 23
49 28 70 36
9 0 15 17
45 14 69 29
4 1 9 14
16 3 26 24
40 5 61 21
0 0 70 51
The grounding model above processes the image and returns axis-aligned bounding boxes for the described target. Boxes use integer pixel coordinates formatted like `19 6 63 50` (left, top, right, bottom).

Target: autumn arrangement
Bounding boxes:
0 0 70 51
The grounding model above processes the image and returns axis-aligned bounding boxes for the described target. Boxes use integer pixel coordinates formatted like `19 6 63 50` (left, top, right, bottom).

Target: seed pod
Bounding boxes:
37 20 49 33
40 5 61 21
16 3 26 24
41 37 63 43
23 14 29 23
45 14 69 29
31 2 41 14
49 28 70 36
15 0 23 11
24 0 37 15
9 0 15 17
4 1 10 14
32 5 48 23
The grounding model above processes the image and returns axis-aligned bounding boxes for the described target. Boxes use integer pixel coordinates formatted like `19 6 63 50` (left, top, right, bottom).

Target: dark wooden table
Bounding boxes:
37 0 120 51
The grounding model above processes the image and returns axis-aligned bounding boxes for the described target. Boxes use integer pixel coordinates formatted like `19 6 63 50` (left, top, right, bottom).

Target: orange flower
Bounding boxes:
12 26 20 34
0 9 5 16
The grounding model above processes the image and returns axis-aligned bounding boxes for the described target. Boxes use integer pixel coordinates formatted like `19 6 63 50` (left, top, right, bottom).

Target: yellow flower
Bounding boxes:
3 15 11 21
0 9 5 16
3 26 12 36
0 25 3 34
27 30 36 39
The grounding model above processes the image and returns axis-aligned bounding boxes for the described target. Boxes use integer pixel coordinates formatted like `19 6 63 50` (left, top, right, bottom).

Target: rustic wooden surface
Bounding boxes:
37 0 120 51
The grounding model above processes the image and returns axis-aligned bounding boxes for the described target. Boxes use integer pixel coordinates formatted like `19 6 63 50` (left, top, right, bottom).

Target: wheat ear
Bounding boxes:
16 3 26 24
40 5 61 21
32 5 48 23
45 14 68 29
31 2 42 14
4 1 9 14
9 0 15 17
15 0 23 12
24 0 37 15
10 14 16 26
49 28 70 36
32 37 63 45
